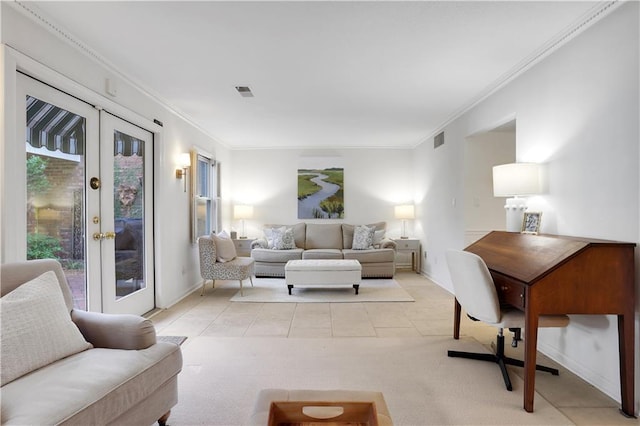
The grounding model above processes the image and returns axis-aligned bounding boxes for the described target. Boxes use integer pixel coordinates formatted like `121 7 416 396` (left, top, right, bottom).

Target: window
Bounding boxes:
191 150 219 242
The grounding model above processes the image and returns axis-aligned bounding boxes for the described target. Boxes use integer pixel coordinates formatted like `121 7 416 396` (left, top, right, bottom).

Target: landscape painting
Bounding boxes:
298 157 344 219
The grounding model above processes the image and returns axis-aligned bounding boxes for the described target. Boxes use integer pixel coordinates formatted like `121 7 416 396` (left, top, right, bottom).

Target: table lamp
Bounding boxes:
492 163 542 232
233 205 253 239
394 204 415 239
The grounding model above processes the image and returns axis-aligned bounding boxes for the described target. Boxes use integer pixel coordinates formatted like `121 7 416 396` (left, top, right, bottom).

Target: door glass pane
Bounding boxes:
25 96 86 309
113 130 145 299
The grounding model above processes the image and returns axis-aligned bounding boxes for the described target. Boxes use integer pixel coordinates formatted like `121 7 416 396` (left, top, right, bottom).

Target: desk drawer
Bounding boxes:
492 273 526 309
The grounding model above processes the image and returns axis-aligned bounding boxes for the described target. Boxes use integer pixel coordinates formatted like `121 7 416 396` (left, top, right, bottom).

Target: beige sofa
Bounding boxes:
0 259 183 426
251 222 396 278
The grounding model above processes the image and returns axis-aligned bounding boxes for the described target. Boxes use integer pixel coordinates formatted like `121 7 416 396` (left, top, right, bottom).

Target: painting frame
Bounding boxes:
521 211 542 235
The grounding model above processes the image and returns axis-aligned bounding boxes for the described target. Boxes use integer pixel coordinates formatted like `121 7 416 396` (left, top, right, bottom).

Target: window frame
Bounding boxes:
190 149 219 243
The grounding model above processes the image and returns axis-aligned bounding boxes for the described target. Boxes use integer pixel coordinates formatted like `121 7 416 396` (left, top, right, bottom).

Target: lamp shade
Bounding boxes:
394 204 415 220
492 163 542 197
178 153 191 168
233 205 254 220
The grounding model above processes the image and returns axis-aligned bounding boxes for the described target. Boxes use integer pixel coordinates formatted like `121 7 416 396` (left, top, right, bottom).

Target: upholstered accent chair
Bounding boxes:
198 235 255 296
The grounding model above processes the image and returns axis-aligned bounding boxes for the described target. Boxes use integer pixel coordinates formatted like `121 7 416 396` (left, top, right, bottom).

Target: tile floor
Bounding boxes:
151 271 637 425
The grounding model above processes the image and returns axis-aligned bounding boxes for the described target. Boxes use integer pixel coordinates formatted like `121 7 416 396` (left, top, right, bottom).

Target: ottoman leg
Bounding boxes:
288 284 293 295
354 284 359 295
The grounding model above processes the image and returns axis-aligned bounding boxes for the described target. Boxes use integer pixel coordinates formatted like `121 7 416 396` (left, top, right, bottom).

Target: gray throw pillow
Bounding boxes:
352 225 375 250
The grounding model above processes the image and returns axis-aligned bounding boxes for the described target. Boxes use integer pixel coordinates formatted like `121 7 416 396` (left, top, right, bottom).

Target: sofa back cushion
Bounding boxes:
342 222 386 249
1 271 92 386
305 223 344 249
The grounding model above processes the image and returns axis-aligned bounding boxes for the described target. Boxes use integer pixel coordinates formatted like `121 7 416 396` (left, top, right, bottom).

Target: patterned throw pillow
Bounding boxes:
352 225 375 250
263 226 286 249
272 227 296 250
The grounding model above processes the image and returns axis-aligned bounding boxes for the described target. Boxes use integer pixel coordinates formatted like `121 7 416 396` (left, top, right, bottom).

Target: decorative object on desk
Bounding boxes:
493 162 542 232
521 211 542 234
175 152 191 192
394 204 415 239
230 230 237 239
297 157 344 219
233 204 253 239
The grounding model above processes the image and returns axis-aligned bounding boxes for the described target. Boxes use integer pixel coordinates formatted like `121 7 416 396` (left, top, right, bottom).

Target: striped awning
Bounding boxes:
27 96 85 155
26 96 144 157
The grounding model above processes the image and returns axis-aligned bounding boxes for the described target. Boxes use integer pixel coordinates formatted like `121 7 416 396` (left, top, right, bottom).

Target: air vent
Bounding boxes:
235 86 254 97
434 131 444 149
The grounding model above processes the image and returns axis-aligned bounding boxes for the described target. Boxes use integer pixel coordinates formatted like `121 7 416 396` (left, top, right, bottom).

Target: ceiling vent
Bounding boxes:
235 86 254 97
434 131 445 149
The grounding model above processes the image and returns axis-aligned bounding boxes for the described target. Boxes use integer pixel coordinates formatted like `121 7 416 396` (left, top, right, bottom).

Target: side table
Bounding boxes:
232 238 254 257
393 238 421 273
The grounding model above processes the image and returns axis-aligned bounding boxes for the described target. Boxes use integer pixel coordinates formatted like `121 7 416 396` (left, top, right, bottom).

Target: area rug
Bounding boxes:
229 278 414 303
157 335 187 346
170 336 573 425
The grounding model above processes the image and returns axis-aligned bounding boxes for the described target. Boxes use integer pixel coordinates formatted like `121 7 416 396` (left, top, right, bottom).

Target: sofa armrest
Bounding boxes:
71 309 157 350
251 238 268 249
380 238 397 250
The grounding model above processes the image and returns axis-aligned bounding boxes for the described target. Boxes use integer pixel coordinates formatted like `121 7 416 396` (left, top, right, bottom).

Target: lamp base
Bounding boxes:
504 197 527 232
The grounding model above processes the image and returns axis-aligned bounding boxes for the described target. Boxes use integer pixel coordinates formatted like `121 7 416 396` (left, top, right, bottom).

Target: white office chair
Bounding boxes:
445 249 569 391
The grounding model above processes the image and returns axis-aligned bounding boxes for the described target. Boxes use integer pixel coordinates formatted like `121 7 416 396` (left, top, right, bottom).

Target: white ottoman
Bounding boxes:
285 259 362 295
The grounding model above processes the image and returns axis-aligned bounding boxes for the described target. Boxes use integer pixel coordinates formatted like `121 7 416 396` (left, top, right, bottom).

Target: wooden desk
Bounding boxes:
454 231 636 416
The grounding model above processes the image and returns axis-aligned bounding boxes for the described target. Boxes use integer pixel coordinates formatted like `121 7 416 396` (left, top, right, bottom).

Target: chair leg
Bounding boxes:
239 279 244 296
158 410 171 426
201 279 207 296
250 276 254 287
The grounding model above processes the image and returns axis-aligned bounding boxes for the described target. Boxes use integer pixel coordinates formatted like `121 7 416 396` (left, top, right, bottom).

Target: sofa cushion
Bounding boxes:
0 342 181 425
352 225 375 249
251 248 304 263
212 231 237 262
343 248 396 263
342 222 386 249
302 249 344 260
305 223 343 249
1 271 92 386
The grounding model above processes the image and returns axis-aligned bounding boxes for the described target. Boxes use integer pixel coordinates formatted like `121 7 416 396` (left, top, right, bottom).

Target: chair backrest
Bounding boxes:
1 259 75 312
445 249 501 324
198 235 219 278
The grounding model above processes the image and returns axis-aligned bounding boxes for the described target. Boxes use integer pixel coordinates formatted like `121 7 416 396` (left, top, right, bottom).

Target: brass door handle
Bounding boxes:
93 231 116 241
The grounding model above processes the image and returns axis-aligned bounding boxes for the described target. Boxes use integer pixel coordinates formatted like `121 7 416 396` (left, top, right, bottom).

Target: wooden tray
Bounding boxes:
267 400 379 426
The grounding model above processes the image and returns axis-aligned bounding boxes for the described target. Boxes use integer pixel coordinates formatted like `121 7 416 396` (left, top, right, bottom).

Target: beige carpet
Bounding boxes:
229 278 415 303
170 336 573 425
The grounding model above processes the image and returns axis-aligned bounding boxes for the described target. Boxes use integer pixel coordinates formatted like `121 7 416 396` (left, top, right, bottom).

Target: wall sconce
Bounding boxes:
175 153 191 192
493 162 542 232
394 204 415 239
233 205 254 239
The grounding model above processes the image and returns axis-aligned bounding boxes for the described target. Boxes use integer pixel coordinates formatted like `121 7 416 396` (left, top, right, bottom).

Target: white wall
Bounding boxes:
1 3 230 307
464 129 515 243
228 148 415 239
415 2 639 407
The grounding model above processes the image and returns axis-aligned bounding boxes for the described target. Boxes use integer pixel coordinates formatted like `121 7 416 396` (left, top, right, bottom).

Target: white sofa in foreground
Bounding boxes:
1 259 182 425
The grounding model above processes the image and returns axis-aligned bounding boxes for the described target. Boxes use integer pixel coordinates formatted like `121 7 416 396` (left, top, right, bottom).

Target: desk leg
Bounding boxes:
453 298 461 340
618 313 635 417
523 312 539 412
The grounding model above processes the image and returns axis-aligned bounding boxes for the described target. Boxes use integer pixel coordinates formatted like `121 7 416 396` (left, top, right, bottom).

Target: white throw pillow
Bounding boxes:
1 271 92 386
212 230 237 262
272 227 296 250
352 225 375 250
372 229 386 248
264 226 286 249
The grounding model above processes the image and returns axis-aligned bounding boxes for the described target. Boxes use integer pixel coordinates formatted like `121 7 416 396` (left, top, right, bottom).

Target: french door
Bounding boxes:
18 73 155 315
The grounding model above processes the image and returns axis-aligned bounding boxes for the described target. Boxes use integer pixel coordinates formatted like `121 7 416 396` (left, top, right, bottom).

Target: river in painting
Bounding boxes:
298 173 341 218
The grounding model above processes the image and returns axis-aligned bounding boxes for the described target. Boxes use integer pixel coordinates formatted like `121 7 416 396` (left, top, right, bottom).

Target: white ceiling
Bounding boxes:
24 1 606 150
